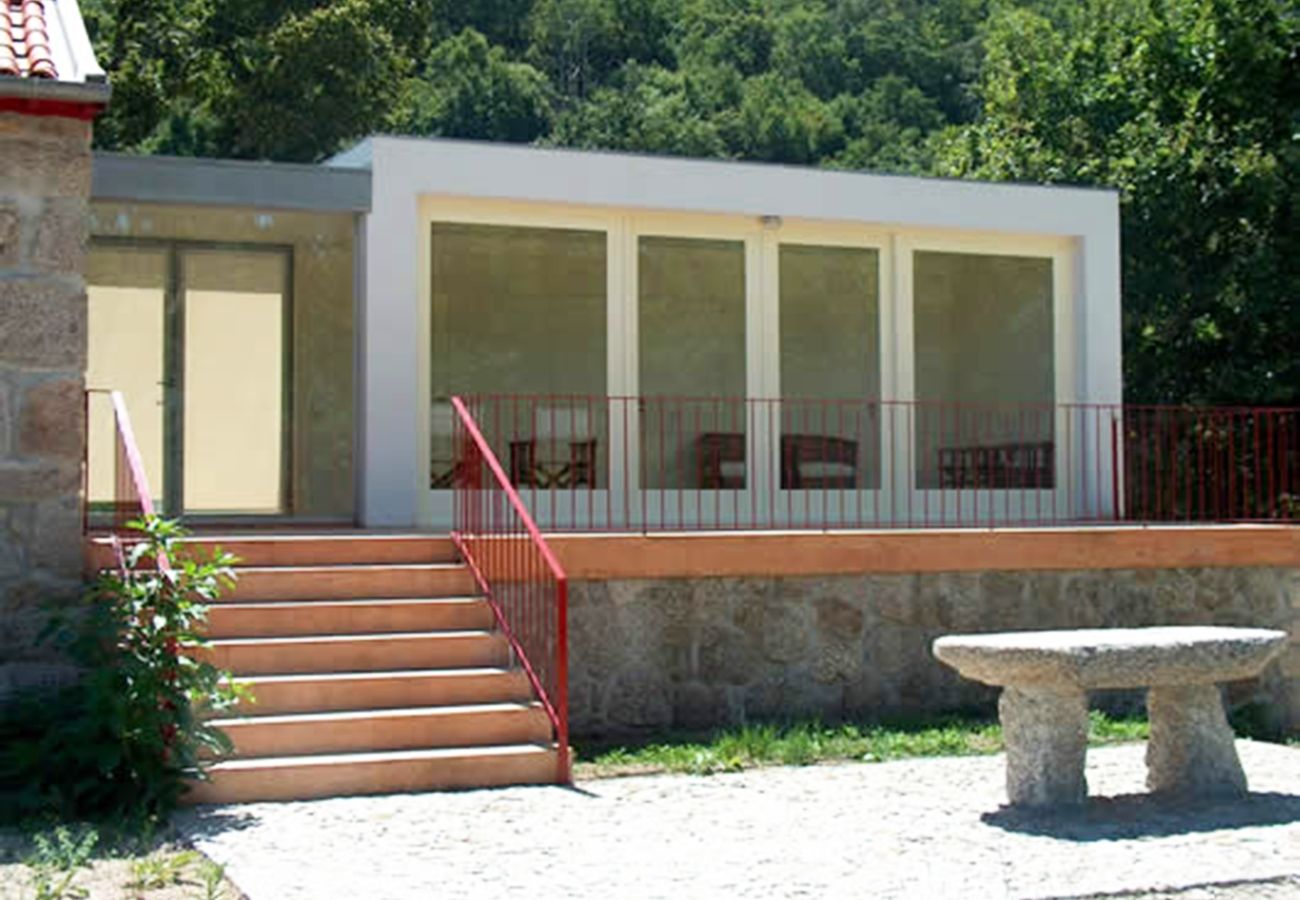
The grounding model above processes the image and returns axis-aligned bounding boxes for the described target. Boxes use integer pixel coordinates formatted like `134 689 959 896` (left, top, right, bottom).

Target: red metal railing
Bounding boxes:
83 389 170 570
436 394 1300 532
450 396 570 783
1122 405 1300 523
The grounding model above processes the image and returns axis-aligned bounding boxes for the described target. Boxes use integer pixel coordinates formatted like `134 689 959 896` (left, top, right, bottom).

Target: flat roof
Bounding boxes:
92 152 371 213
339 135 1117 237
331 134 1119 196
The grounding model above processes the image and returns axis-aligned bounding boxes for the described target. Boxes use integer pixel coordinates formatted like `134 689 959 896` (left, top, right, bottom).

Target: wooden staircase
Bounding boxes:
92 534 560 804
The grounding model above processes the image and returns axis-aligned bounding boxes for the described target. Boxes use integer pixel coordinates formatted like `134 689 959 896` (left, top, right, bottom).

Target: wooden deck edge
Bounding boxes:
546 525 1300 579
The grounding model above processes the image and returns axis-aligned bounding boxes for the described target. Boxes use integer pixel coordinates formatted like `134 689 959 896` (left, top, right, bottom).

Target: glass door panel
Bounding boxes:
912 250 1057 524
180 249 288 515
86 246 168 515
637 235 746 527
430 222 608 529
777 244 882 526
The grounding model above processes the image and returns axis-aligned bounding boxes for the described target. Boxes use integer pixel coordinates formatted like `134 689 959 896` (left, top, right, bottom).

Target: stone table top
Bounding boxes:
933 626 1287 690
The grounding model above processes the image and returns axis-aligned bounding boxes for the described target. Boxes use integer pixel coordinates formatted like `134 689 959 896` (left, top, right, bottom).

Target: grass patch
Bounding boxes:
575 711 1150 778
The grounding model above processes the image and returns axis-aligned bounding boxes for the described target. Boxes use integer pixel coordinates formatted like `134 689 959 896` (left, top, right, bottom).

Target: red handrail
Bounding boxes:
84 388 169 572
450 395 570 783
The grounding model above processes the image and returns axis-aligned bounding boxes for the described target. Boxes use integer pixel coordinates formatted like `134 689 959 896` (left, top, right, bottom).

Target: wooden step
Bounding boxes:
233 668 532 716
207 597 495 638
203 631 509 675
85 534 457 571
224 564 477 601
212 702 552 757
186 744 559 804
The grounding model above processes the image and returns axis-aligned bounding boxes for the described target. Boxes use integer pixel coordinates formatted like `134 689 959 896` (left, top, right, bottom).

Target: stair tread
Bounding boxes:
212 701 543 727
209 630 497 646
215 597 487 609
183 533 450 542
234 563 467 573
206 742 554 772
233 667 518 684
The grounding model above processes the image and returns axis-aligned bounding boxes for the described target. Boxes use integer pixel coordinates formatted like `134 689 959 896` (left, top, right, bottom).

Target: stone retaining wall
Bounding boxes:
568 567 1300 738
0 112 93 698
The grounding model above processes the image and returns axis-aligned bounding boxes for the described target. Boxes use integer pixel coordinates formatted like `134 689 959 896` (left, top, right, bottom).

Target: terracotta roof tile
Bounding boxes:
0 0 58 80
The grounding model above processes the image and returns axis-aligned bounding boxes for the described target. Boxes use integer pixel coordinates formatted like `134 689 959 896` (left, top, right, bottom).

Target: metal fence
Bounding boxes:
442 395 1300 532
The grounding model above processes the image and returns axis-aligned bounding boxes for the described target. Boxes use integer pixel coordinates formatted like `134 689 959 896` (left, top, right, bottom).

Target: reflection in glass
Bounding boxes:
431 223 608 489
913 251 1054 489
779 244 880 490
638 236 746 489
182 249 287 514
86 247 168 513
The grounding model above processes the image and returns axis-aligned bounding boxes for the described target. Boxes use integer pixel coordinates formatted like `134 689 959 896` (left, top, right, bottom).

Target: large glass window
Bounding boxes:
779 244 880 490
638 236 746 490
913 251 1054 489
430 222 607 489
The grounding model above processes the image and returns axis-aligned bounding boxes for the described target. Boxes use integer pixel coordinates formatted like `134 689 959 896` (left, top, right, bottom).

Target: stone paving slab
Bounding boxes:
179 740 1300 900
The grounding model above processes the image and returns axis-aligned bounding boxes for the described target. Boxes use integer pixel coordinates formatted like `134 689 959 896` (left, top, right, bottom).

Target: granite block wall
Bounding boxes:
568 567 1300 738
0 112 93 698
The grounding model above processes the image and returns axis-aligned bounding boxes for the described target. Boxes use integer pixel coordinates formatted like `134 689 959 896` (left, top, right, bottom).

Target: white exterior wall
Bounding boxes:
352 137 1121 529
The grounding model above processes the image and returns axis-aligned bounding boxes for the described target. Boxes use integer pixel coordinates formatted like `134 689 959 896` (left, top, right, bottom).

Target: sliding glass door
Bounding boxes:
906 244 1069 524
429 220 610 528
776 241 884 527
87 241 291 519
636 234 750 528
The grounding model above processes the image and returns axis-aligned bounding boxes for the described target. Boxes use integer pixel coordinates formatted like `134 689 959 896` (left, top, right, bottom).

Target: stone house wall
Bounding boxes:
0 112 93 696
568 567 1300 738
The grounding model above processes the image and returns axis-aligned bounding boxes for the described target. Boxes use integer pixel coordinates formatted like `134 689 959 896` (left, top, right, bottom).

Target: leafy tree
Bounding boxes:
728 73 845 164
772 6 855 100
432 0 537 52
551 62 728 156
83 0 218 153
223 0 409 160
829 74 946 173
939 0 1300 404
527 0 623 99
675 0 776 77
396 29 554 143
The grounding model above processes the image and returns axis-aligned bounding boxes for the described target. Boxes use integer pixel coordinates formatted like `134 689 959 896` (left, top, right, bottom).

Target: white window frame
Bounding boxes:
769 220 894 527
895 230 1078 525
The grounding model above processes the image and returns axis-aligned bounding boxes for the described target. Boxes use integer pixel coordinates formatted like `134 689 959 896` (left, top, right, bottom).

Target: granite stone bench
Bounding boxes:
933 626 1287 808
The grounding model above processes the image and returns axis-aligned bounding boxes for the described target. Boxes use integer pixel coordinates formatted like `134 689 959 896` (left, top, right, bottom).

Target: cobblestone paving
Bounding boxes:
180 741 1300 900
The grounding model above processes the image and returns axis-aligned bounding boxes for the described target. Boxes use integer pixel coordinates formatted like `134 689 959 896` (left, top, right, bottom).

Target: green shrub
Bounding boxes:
0 517 243 825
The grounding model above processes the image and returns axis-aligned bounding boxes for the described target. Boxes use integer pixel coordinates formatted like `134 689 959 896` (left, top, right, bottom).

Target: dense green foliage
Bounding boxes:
0 519 241 826
81 0 1299 404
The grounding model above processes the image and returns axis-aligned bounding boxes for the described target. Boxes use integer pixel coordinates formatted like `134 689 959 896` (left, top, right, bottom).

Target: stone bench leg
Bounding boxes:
999 685 1089 807
1146 683 1247 798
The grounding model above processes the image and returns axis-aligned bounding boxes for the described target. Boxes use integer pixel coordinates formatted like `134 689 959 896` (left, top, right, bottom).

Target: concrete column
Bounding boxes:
0 111 93 697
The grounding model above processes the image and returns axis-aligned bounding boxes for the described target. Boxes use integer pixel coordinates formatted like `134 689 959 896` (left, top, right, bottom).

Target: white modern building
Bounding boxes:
87 137 1122 532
